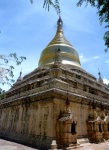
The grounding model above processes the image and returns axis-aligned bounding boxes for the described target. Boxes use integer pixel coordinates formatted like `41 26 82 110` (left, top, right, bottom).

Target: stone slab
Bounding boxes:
0 139 35 150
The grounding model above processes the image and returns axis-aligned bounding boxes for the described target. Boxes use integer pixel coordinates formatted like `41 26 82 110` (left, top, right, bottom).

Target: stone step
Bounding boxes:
77 138 89 144
66 145 83 150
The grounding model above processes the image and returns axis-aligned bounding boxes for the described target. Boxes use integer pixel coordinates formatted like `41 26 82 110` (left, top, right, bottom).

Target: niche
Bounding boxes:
98 124 102 132
108 123 109 132
71 121 76 134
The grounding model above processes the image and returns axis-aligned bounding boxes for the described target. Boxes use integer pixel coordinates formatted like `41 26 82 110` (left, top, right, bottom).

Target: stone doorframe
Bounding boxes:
58 108 77 147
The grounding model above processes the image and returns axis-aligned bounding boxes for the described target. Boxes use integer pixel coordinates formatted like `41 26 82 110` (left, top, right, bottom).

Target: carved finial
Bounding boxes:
17 69 23 82
66 91 70 106
19 68 22 78
98 68 100 76
98 69 103 84
57 16 63 29
54 48 61 64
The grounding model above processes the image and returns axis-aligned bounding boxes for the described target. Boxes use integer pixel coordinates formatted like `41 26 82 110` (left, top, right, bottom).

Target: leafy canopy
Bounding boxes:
0 53 26 93
77 0 109 52
30 0 60 14
33 0 109 52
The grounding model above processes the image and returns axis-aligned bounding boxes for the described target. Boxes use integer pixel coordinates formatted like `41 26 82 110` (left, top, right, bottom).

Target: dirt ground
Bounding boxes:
0 139 109 150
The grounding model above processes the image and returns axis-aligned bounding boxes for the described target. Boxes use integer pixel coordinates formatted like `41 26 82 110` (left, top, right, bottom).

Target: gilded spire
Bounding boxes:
47 16 72 47
38 17 81 67
57 16 63 30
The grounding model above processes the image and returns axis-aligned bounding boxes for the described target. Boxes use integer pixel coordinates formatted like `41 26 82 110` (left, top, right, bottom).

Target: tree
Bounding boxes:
77 0 109 52
0 53 26 93
34 0 109 52
30 0 60 14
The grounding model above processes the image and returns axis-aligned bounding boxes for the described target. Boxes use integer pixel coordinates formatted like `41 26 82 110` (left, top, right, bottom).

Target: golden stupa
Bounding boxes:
38 17 81 67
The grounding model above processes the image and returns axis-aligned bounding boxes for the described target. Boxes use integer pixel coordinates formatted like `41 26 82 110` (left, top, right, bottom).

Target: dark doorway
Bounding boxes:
108 123 109 132
99 124 102 132
71 121 76 134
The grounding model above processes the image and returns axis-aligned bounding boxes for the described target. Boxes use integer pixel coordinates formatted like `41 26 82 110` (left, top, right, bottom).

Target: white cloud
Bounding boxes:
79 54 100 63
105 60 109 63
103 78 109 85
79 53 89 63
93 56 100 59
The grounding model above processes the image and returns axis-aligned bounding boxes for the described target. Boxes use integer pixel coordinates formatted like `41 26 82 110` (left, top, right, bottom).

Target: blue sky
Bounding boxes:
0 0 109 90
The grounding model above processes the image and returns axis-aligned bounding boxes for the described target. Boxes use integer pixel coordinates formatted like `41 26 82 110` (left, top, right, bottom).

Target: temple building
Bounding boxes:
0 17 109 149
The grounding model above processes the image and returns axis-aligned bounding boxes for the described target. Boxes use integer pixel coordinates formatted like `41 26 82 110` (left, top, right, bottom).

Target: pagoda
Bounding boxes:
0 17 109 149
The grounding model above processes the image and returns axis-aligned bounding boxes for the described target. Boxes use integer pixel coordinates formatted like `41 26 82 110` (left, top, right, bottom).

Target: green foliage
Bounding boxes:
0 53 26 92
77 0 109 52
43 0 60 14
30 0 60 14
31 0 109 51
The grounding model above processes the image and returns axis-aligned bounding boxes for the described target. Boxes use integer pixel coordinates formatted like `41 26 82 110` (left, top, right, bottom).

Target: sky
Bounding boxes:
0 0 109 91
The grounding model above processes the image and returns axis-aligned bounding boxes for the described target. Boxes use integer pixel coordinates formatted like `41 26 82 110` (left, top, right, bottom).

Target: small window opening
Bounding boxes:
99 124 102 132
71 121 76 134
108 123 109 132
